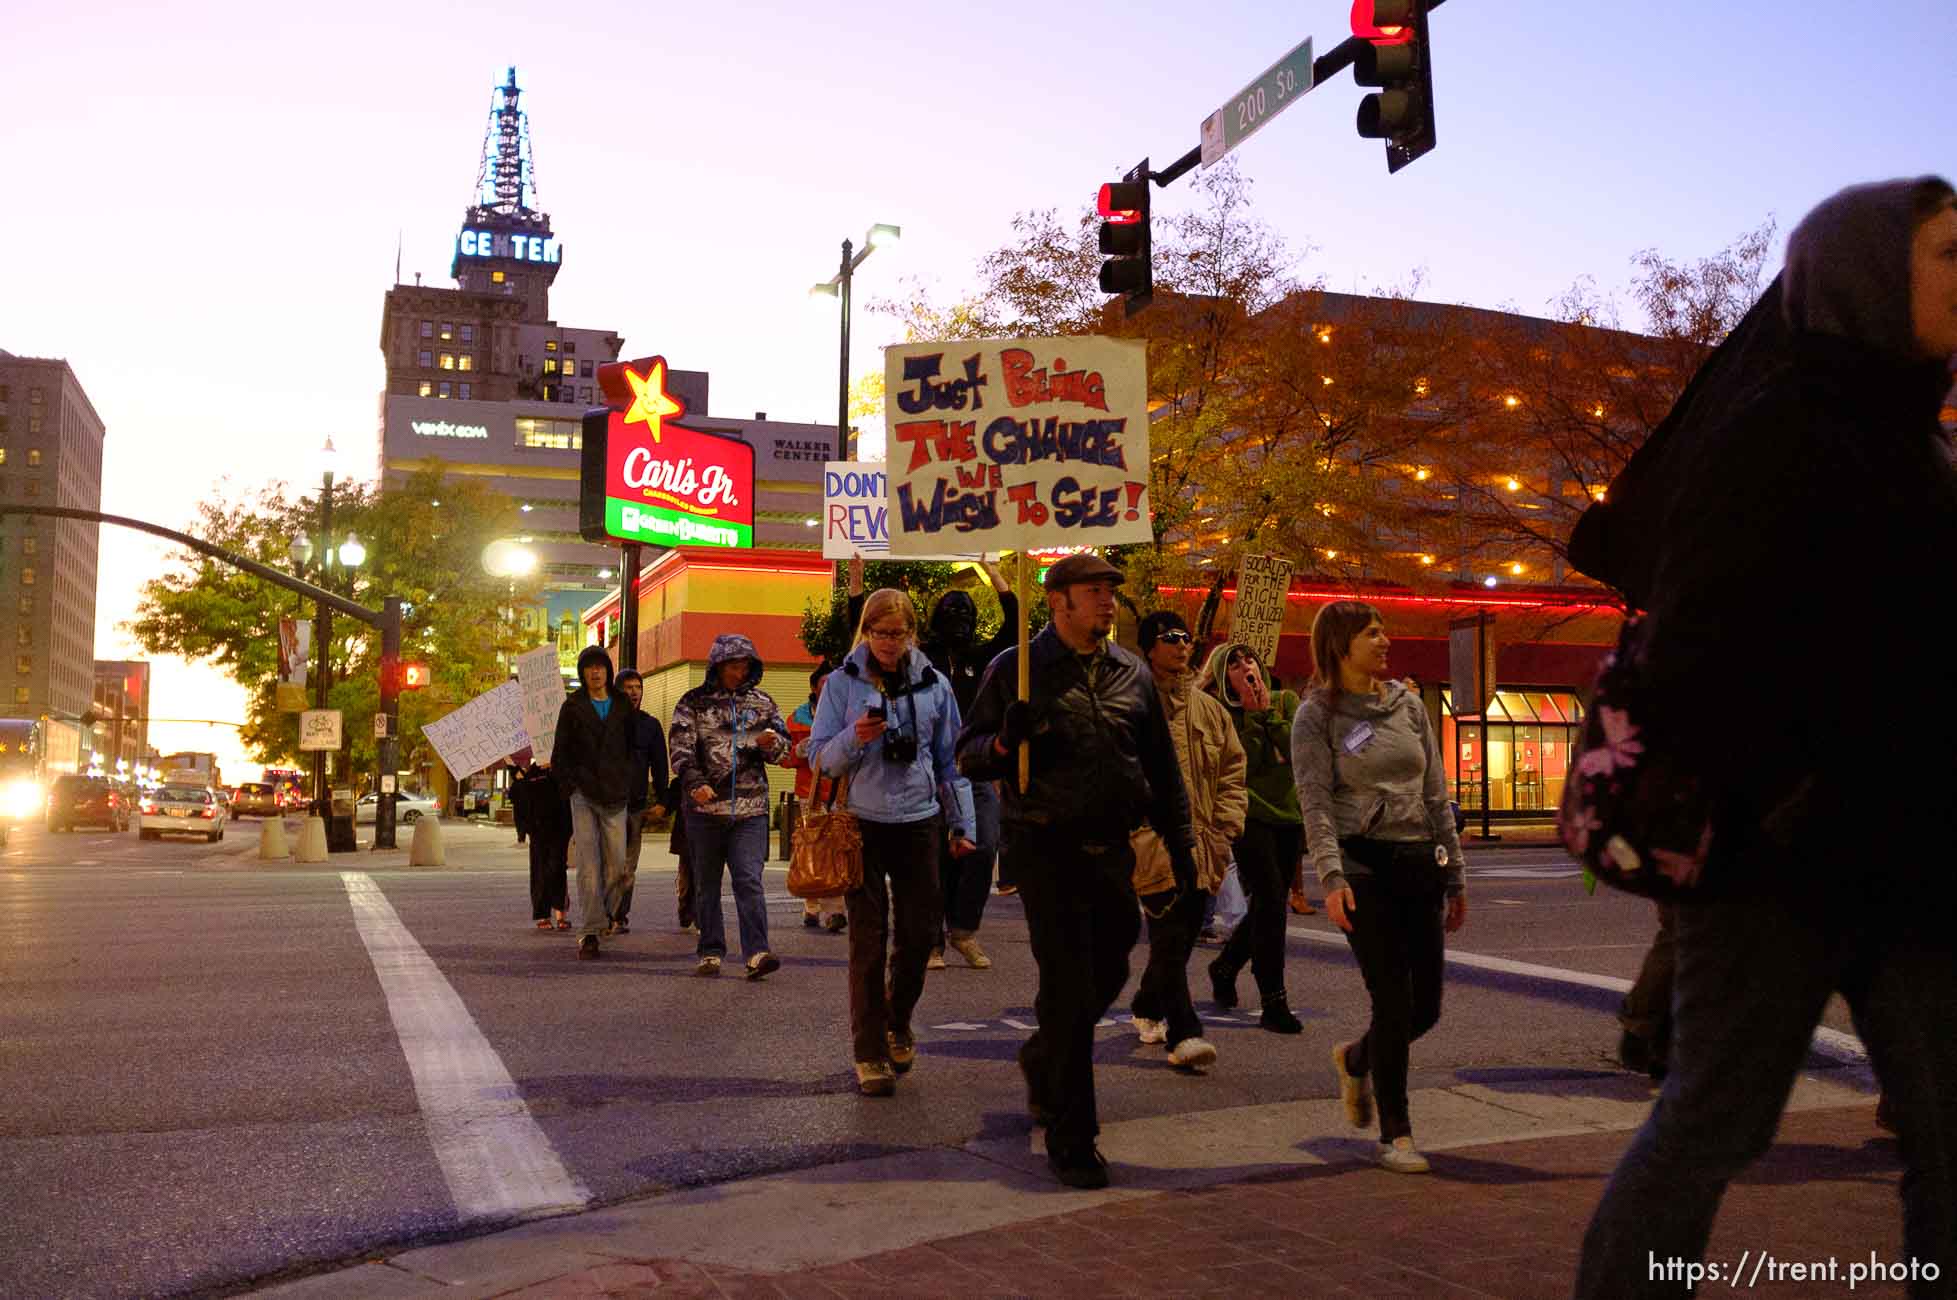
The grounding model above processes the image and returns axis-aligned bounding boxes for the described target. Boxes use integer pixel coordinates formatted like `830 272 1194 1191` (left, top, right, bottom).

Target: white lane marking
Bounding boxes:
341 871 589 1222
1288 924 1868 1064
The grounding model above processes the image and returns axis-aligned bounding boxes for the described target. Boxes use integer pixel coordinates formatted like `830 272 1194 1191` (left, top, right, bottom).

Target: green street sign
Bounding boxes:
1199 36 1315 169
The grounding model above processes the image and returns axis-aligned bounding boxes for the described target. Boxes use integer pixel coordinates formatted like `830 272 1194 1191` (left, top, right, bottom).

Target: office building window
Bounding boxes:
460 324 474 345
418 381 433 397
12 688 26 709
15 626 28 647
418 350 432 368
0 449 7 466
564 341 577 355
439 322 454 341
419 321 433 338
19 567 32 586
439 354 455 370
22 481 35 498
580 360 593 378
26 450 40 467
579 386 591 402
516 417 581 450
28 417 41 434
543 358 558 375
28 387 43 404
458 383 471 400
458 355 473 372
438 381 452 398
0 384 8 400
20 537 33 555
0 416 7 433
491 270 506 284
15 656 28 676
545 340 558 352
16 595 29 614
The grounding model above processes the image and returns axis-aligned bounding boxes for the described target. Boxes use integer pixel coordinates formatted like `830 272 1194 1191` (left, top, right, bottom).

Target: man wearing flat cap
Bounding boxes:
957 552 1198 1190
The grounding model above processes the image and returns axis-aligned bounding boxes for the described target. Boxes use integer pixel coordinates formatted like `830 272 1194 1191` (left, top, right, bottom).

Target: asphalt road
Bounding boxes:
0 821 1862 1298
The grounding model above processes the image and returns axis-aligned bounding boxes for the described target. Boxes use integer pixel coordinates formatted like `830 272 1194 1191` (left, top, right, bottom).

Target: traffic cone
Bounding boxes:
409 814 445 867
294 815 328 863
258 816 290 860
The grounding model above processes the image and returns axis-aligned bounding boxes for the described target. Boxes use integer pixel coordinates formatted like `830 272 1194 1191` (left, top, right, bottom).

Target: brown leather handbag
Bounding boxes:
787 774 862 899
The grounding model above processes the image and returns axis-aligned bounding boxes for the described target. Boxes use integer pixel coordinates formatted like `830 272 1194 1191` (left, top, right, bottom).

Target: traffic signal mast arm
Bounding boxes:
1146 0 1449 191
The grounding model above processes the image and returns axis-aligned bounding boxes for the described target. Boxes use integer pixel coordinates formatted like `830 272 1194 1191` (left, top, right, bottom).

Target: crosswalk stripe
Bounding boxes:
341 871 589 1222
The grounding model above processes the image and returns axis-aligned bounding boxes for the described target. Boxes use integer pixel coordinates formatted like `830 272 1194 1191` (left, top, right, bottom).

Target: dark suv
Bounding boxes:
47 775 130 833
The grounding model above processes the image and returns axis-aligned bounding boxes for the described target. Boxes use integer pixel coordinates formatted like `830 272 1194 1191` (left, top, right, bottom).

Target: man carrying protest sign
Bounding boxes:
607 669 670 936
956 553 1197 1189
553 645 639 960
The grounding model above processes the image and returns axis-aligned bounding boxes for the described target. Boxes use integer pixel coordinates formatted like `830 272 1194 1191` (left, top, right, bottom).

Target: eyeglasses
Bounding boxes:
1153 630 1193 645
865 626 909 642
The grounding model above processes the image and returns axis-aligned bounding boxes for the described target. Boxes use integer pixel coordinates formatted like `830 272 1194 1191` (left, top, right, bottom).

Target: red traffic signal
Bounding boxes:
1351 0 1414 44
401 663 431 690
1097 182 1145 225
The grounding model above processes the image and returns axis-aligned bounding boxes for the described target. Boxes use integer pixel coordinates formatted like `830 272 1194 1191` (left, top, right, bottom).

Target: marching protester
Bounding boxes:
552 645 640 960
1128 610 1247 1073
1570 178 1957 1294
510 758 570 931
958 554 1197 1189
607 669 670 937
1294 600 1467 1174
809 589 977 1096
1201 641 1308 1033
669 633 791 980
851 556 1017 957
784 663 846 933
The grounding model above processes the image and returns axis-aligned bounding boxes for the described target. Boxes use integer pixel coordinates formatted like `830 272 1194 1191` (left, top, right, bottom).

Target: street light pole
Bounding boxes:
313 469 334 820
374 595 402 850
836 237 854 461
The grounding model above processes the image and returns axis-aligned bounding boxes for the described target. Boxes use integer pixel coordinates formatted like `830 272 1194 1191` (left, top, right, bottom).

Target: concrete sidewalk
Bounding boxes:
250 1073 1910 1299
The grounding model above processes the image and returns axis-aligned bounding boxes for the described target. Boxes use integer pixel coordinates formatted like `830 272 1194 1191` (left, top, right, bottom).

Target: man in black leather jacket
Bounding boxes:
957 553 1197 1190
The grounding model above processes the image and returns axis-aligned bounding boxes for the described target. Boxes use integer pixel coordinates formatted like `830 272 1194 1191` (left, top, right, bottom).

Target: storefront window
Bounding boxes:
515 417 581 450
1441 688 1583 815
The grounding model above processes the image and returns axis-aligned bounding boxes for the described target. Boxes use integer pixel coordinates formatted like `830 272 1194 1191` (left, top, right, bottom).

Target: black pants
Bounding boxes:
528 832 569 919
1219 820 1301 997
1619 900 1677 1059
846 817 943 1063
1010 835 1141 1155
1132 886 1206 1048
940 779 999 937
1341 871 1447 1142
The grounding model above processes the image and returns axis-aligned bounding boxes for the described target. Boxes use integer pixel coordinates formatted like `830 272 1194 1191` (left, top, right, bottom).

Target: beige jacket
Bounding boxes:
1132 666 1249 895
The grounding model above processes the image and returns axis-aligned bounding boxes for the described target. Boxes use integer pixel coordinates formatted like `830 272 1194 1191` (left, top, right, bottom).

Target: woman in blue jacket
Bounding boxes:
810 588 977 1097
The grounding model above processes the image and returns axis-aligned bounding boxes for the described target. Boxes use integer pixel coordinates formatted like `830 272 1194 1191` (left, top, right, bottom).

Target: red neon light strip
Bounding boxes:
1160 585 1618 612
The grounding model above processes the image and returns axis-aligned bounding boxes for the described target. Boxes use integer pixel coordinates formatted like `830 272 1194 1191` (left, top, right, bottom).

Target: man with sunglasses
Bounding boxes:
1128 611 1247 1073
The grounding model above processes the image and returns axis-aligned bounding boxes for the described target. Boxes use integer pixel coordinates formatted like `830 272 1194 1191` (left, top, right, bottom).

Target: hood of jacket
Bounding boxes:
1785 176 1949 361
1326 676 1413 720
703 633 763 690
574 645 615 694
1201 641 1259 707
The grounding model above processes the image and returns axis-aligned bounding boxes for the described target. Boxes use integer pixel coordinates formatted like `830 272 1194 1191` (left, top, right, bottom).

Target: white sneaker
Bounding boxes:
1133 1016 1167 1045
1168 1037 1218 1072
1377 1136 1430 1174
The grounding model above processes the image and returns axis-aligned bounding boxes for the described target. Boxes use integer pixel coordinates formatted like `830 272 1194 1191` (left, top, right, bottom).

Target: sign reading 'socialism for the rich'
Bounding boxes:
579 355 755 550
882 336 1153 555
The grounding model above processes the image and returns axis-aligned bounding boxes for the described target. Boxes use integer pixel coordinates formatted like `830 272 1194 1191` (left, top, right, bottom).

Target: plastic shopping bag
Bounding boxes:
1213 858 1248 936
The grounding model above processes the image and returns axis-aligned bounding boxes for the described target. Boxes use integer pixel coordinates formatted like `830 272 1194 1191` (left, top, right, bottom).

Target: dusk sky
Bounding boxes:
5 0 1953 777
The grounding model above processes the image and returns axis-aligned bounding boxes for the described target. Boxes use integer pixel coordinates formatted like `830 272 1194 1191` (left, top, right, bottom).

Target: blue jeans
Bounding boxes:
569 793 629 940
686 811 771 961
1576 886 1957 1297
942 779 1000 937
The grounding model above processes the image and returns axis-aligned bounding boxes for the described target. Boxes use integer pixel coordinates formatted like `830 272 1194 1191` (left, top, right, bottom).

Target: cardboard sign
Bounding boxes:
882 336 1153 555
821 461 986 561
299 709 342 752
514 644 565 764
421 682 530 781
578 355 755 549
1230 554 1293 666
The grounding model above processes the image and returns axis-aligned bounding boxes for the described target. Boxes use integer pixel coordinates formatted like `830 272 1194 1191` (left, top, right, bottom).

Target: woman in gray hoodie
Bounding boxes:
1293 600 1465 1174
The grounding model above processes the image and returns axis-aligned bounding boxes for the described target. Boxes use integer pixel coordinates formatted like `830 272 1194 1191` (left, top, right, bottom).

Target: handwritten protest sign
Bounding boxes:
882 337 1153 555
422 681 530 781
513 644 565 764
1230 554 1294 666
822 462 986 561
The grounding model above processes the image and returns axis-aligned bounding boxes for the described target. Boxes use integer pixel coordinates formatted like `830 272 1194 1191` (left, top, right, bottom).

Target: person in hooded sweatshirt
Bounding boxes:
1293 601 1466 1174
1200 640 1309 1034
553 645 641 959
850 556 1018 957
1572 177 1957 1297
809 588 976 1096
669 633 791 979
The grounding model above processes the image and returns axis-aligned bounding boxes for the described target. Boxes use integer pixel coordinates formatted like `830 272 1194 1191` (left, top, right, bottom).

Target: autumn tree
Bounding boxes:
129 468 542 783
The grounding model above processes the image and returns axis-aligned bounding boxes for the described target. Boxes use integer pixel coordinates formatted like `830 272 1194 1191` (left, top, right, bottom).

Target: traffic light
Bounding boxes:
401 663 431 690
1351 0 1436 173
1097 158 1152 315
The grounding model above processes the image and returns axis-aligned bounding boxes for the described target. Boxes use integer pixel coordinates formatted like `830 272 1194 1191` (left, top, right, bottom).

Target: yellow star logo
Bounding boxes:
622 360 684 444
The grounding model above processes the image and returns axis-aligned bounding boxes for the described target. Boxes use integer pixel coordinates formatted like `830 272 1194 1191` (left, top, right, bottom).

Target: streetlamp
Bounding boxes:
289 436 367 847
810 222 901 461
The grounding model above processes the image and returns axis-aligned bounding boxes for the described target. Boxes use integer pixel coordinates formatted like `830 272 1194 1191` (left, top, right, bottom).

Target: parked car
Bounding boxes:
354 792 439 825
139 784 227 843
231 782 282 818
46 774 130 833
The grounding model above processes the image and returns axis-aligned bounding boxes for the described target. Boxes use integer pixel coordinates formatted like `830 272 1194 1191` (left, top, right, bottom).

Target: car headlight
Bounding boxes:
2 780 42 820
